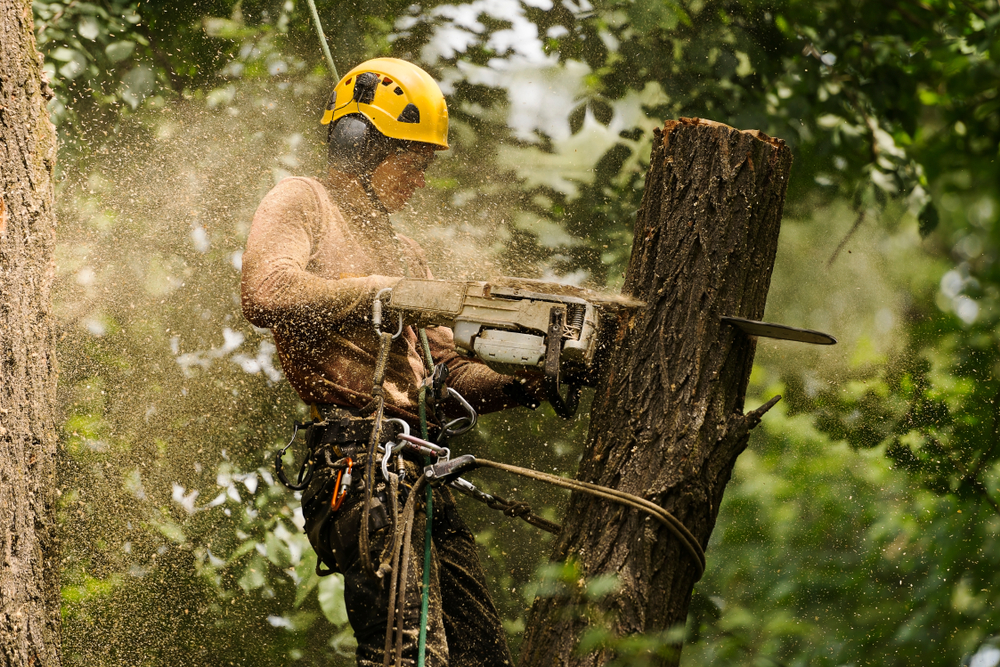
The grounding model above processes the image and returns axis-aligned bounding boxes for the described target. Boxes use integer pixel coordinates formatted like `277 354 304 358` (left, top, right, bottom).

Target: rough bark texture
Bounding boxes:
519 118 792 667
0 1 62 665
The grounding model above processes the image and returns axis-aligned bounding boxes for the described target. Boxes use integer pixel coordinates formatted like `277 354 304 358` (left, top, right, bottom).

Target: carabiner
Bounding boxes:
330 457 353 511
373 288 404 340
397 433 450 461
440 387 478 439
381 439 397 481
275 421 314 491
380 418 411 480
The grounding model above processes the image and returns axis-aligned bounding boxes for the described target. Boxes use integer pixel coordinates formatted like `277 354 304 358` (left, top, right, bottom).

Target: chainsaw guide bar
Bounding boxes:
721 316 837 346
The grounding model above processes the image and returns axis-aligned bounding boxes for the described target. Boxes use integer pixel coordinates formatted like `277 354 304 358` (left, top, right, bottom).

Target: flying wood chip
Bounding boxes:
721 316 837 346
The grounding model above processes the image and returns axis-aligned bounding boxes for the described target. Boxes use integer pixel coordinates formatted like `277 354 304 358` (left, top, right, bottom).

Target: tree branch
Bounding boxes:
827 208 866 267
744 395 782 430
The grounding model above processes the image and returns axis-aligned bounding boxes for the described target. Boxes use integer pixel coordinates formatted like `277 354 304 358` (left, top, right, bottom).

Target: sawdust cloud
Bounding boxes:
51 79 563 664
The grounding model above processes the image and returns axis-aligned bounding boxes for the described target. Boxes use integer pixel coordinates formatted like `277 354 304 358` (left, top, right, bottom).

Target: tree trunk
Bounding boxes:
0 1 62 665
519 118 792 667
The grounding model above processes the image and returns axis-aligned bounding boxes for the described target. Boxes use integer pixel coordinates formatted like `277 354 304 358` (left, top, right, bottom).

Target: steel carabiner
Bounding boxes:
373 288 404 340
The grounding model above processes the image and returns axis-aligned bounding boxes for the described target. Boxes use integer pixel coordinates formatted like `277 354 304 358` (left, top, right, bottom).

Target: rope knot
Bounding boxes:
503 502 532 519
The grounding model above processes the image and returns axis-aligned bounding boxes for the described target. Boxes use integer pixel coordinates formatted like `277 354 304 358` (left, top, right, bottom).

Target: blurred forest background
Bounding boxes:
33 0 1000 664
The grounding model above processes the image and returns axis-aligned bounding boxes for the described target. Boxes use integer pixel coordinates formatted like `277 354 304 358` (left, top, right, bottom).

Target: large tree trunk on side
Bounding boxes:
0 1 62 665
519 118 792 667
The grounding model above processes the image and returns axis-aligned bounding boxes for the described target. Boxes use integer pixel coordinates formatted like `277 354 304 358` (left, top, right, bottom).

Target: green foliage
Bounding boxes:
40 0 1000 664
686 396 1000 666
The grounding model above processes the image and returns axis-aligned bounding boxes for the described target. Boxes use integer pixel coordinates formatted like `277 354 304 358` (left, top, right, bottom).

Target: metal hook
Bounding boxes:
373 288 404 339
381 440 396 481
380 418 411 479
275 421 314 490
385 418 411 438
440 387 478 440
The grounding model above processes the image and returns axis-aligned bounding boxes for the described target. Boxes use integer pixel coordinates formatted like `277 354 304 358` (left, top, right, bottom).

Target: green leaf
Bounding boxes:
78 16 100 41
238 554 267 591
105 41 135 63
62 573 121 604
317 574 349 626
155 518 186 544
293 551 320 608
585 573 620 600
264 528 291 567
919 201 940 237
51 47 80 62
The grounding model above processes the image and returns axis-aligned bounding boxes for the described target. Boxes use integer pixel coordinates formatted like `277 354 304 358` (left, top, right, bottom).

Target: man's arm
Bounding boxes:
422 325 542 415
241 178 398 331
395 234 542 414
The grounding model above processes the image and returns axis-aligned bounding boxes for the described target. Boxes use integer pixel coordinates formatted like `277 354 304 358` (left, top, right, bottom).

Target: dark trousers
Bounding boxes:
303 464 513 667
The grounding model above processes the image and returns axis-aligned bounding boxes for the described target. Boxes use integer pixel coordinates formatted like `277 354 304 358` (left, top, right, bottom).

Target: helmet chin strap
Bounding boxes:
358 172 389 215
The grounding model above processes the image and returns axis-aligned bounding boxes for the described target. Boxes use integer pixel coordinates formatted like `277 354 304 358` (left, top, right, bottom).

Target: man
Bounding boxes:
241 57 537 667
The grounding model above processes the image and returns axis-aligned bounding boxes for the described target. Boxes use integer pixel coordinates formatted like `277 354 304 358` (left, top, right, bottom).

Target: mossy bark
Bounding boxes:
0 1 62 664
519 118 792 667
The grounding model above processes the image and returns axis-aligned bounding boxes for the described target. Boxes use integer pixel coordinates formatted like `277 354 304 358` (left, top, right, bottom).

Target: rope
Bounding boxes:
470 459 706 577
418 328 435 372
359 332 394 576
450 481 562 535
304 0 339 81
484 492 561 535
382 475 427 667
416 328 435 667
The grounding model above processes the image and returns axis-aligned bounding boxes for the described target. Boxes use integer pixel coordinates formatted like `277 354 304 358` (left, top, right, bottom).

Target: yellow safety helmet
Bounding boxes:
321 57 448 150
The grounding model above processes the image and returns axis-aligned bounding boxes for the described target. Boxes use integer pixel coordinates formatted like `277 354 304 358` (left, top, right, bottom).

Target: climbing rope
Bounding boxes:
416 328 435 667
358 325 396 577
419 452 705 575
470 459 706 576
304 0 339 81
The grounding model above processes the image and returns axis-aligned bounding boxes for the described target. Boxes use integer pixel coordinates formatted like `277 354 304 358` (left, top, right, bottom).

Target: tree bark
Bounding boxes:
0 1 62 665
519 118 792 666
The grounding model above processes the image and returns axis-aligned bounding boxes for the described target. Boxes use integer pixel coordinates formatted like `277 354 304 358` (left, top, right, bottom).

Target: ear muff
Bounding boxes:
327 114 399 177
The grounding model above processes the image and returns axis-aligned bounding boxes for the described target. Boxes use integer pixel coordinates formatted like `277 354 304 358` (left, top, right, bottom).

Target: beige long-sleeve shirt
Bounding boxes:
241 176 517 424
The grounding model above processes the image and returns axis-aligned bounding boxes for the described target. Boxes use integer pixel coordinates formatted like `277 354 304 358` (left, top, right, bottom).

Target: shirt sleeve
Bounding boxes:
241 178 398 331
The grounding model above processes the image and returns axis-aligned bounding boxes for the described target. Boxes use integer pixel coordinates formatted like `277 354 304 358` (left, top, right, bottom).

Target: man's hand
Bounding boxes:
370 275 403 293
502 375 546 410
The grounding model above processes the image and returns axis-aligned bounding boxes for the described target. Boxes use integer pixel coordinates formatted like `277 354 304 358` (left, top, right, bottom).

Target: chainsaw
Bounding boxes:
384 277 836 419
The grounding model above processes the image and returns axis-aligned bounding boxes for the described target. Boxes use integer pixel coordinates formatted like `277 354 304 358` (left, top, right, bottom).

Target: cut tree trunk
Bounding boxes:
519 118 792 667
0 1 62 665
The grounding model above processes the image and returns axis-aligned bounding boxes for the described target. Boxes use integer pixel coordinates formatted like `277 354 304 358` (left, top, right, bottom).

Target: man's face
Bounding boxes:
370 145 436 212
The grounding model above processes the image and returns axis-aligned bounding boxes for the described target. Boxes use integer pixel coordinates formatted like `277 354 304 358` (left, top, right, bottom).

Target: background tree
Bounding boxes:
0 0 61 664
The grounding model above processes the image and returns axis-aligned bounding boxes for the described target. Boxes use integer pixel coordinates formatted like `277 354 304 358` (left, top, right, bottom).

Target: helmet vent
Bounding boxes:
397 103 420 124
393 86 403 96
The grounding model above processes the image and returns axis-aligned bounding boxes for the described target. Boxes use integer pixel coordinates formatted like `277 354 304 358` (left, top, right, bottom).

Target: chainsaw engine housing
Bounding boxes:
387 279 600 378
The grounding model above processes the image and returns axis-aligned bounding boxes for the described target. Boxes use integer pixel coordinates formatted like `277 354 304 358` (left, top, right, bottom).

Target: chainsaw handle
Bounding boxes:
545 307 582 419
